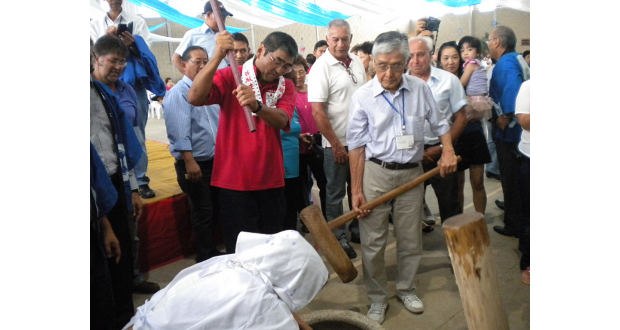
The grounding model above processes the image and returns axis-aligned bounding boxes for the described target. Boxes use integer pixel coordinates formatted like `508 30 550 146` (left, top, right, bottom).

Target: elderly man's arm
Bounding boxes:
349 146 370 218
312 103 348 163
436 133 457 177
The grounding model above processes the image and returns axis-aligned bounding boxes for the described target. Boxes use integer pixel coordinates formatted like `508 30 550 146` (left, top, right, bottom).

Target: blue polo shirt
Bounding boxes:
489 52 523 143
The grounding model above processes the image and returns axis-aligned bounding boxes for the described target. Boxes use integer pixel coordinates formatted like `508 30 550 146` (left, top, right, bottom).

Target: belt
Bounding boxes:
369 158 419 170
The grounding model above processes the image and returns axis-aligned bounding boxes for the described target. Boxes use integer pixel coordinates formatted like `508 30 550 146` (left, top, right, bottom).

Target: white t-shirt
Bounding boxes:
307 48 365 147
515 80 530 157
90 9 151 48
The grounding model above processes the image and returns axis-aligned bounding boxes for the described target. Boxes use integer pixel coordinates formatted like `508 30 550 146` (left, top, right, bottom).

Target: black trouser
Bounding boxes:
175 159 220 262
518 155 530 270
107 173 134 329
299 152 327 219
90 194 115 330
496 141 522 233
423 144 462 223
284 176 305 231
219 187 286 253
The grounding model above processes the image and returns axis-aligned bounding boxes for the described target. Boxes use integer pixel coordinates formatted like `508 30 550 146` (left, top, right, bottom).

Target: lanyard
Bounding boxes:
381 92 406 135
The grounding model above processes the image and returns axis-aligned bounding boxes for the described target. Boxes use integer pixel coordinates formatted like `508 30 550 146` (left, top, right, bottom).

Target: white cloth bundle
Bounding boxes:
124 230 328 330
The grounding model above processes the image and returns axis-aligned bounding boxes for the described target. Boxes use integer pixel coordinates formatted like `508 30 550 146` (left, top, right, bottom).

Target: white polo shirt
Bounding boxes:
307 48 365 147
420 66 468 145
90 9 152 48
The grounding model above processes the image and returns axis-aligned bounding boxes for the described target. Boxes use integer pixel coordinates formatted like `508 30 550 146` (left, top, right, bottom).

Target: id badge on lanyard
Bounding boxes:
382 93 414 149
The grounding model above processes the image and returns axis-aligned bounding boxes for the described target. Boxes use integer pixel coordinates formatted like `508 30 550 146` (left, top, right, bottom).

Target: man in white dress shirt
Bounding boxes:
348 31 457 324
90 0 151 49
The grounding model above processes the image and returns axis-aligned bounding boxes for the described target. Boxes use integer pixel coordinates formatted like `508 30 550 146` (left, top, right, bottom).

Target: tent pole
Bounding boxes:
469 5 474 37
251 23 256 55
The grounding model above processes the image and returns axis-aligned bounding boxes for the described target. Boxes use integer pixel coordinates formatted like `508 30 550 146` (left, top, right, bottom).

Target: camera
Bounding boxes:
423 17 441 32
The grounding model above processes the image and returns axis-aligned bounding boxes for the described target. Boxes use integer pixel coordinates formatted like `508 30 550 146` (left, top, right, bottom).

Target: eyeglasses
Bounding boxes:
267 52 293 73
102 57 127 67
374 62 406 73
486 37 498 45
339 62 358 84
187 59 208 65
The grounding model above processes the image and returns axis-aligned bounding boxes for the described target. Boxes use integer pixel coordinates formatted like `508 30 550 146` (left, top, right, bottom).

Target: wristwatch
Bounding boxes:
253 101 263 114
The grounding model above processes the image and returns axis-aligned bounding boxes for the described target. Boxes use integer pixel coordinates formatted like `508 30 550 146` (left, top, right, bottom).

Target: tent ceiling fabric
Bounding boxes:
91 0 530 42
236 0 351 27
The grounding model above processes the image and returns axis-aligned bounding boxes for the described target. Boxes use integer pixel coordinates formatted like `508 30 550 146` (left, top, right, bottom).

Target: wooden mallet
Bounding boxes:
209 0 256 132
300 157 461 283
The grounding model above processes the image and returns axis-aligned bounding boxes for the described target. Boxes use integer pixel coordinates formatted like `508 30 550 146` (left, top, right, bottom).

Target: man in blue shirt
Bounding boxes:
92 35 161 295
488 26 527 237
164 46 220 262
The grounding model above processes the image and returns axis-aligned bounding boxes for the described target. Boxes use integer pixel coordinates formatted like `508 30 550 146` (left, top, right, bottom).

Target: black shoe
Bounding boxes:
493 225 516 237
139 184 156 199
350 232 361 244
486 171 501 180
422 225 435 233
495 200 505 210
133 280 160 294
340 241 357 259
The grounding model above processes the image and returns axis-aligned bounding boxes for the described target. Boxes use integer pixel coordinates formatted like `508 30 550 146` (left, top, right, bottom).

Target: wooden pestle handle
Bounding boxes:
327 156 462 231
209 0 256 133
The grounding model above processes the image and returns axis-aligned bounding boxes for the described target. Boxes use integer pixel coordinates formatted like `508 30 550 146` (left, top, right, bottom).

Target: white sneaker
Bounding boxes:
399 295 424 314
367 302 389 324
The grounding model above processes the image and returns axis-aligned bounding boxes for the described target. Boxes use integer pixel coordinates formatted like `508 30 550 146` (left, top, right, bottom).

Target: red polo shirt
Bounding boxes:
207 66 295 191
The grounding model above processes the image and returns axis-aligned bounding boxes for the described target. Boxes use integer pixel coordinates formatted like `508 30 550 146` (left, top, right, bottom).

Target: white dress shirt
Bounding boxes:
421 66 468 145
90 8 152 48
347 75 451 164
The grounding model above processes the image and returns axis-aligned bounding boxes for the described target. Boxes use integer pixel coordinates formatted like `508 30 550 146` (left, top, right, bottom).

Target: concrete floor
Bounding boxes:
133 117 530 329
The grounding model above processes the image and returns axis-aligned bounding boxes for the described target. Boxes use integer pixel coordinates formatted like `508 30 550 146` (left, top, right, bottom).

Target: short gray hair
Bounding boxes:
494 26 517 53
326 19 351 37
407 36 434 54
372 31 409 62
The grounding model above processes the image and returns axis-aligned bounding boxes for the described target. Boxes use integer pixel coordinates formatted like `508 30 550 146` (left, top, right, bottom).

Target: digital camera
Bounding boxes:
423 17 441 32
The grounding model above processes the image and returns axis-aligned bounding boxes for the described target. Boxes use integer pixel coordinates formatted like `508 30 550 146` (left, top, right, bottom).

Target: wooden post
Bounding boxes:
442 213 509 330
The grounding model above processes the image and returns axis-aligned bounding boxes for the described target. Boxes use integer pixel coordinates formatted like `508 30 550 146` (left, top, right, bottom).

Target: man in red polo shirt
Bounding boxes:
188 31 297 253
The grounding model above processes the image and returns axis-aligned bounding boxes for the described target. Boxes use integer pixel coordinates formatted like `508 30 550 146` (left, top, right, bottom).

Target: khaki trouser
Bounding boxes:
360 161 424 303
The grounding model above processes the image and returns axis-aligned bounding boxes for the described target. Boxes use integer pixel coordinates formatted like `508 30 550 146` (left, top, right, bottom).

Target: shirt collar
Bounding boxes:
324 48 348 66
429 66 441 84
200 23 215 35
181 75 193 86
371 75 409 98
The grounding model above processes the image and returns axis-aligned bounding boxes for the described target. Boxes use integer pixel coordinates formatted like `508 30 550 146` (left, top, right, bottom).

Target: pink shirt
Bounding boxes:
295 90 318 154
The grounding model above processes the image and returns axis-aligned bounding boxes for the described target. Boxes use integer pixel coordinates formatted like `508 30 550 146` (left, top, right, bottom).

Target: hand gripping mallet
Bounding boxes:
300 156 461 283
209 0 256 132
